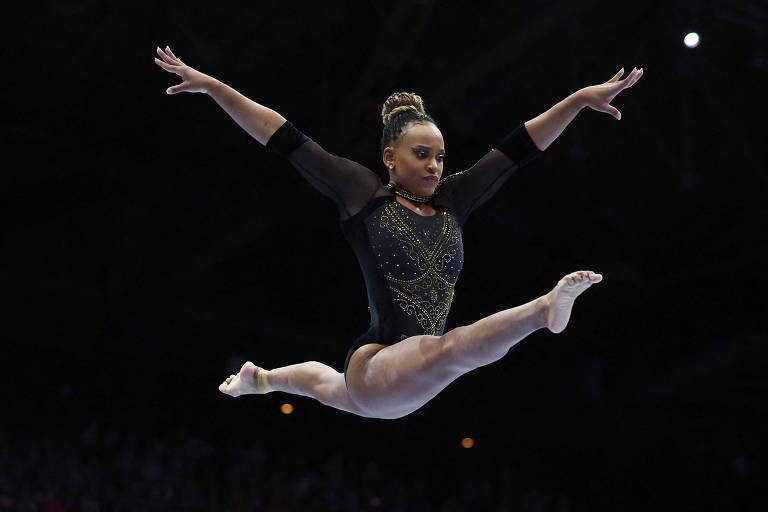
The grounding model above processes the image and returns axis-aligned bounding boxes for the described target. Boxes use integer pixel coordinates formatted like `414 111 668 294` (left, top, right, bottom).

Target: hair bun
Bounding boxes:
381 92 426 125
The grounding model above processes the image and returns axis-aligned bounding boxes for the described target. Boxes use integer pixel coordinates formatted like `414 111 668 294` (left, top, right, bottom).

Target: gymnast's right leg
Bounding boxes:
219 361 373 417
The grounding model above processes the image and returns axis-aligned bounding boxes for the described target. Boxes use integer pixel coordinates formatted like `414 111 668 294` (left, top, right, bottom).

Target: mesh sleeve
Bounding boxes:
435 123 541 225
266 122 383 219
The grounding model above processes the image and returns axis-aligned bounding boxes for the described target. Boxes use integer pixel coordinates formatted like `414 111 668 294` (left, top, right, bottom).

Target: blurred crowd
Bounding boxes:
0 418 572 512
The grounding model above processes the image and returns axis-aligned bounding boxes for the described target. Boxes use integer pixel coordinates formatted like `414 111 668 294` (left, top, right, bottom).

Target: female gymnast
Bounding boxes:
155 46 642 419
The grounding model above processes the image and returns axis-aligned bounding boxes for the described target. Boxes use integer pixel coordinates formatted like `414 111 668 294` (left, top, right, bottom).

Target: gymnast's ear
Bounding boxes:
382 146 395 169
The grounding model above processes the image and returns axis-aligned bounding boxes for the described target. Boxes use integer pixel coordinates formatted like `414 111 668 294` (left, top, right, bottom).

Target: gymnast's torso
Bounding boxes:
266 121 539 374
340 192 464 373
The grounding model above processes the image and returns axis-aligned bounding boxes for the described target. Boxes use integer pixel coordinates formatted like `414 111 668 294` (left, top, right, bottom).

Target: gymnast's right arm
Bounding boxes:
154 45 381 218
154 45 285 144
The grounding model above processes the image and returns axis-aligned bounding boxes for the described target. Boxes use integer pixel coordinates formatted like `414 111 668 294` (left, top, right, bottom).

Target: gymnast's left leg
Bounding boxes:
345 270 602 419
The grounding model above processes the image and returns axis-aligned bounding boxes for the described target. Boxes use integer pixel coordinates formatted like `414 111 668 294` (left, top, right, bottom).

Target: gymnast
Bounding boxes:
154 45 642 419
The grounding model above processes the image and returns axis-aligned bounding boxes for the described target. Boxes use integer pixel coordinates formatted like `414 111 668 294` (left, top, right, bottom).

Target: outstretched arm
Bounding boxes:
524 67 644 150
153 45 285 145
153 45 383 218
434 67 643 224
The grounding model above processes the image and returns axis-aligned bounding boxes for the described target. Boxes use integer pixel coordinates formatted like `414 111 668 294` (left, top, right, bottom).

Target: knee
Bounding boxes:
439 326 476 372
303 361 340 392
441 325 468 352
305 360 332 376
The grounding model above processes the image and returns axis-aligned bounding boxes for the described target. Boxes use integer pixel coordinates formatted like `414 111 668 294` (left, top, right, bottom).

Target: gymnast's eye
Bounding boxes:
415 150 427 159
437 154 445 162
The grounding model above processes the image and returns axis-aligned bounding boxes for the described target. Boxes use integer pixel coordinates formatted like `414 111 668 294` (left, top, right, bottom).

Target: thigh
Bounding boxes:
346 334 465 418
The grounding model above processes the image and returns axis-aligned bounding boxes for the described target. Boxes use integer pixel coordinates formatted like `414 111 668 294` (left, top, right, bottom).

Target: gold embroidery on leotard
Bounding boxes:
436 169 468 187
375 202 463 335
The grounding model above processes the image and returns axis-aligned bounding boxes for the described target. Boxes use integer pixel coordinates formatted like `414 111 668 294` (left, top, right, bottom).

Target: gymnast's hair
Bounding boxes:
380 92 436 153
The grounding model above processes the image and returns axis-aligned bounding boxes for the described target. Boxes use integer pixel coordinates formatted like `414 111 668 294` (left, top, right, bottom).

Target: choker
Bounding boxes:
387 183 432 204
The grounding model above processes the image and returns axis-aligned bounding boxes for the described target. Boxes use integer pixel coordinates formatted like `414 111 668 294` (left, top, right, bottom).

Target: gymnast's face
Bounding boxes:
383 121 445 197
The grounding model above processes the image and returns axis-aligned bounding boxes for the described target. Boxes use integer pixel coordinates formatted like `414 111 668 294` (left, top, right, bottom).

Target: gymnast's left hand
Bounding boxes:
577 67 643 120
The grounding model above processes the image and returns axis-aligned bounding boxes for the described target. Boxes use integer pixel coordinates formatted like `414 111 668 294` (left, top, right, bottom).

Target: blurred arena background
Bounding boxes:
2 0 766 510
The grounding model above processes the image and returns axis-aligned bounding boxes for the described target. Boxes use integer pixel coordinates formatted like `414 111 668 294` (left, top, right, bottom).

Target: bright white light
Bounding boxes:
684 32 700 48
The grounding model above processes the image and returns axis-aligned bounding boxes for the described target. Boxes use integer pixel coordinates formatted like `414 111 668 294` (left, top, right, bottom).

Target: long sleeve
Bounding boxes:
433 123 541 225
266 121 384 219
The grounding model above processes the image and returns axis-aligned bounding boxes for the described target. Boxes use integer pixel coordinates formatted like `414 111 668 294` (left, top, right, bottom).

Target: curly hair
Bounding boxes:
380 92 436 153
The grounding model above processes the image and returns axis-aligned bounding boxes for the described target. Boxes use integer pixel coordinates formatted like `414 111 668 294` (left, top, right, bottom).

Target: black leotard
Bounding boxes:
266 121 540 377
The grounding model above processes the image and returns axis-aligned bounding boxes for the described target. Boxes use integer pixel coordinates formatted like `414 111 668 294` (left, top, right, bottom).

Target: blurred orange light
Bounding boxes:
461 437 474 448
280 403 294 414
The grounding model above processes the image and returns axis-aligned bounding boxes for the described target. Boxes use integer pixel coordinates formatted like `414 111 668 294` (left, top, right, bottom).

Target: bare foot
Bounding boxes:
545 270 602 333
219 361 273 396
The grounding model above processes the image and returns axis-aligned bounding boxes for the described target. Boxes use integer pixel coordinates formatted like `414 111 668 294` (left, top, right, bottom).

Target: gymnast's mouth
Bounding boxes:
423 176 438 183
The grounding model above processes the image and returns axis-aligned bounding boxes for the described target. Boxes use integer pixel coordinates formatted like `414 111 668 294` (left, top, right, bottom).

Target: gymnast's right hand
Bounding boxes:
154 45 213 94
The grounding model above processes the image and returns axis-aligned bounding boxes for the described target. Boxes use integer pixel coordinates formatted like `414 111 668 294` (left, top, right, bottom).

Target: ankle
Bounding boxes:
535 295 551 330
257 369 274 393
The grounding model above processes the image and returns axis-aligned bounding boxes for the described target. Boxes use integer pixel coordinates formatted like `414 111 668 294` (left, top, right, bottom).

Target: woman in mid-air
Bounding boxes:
155 45 642 420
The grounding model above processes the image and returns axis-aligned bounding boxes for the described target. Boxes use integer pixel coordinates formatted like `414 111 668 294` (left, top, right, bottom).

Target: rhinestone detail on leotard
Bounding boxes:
365 201 463 336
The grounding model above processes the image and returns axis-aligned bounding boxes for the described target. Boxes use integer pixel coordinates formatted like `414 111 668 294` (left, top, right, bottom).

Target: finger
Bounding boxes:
166 82 189 95
606 69 640 99
157 46 179 66
607 67 624 83
621 68 640 88
594 102 621 119
156 46 175 64
154 57 181 75
625 67 643 88
165 45 179 61
165 46 185 66
605 104 621 120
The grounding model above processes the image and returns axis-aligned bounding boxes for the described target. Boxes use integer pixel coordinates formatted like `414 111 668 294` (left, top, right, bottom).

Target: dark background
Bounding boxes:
2 0 766 510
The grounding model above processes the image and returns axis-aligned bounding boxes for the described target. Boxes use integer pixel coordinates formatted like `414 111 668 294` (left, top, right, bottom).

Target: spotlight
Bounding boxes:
280 403 294 414
684 32 700 48
461 437 475 448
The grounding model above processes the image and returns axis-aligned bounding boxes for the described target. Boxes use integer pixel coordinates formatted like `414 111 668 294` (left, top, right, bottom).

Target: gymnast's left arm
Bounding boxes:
524 67 644 151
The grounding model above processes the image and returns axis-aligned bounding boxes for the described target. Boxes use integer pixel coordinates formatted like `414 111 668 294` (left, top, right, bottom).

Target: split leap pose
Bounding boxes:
155 46 642 419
